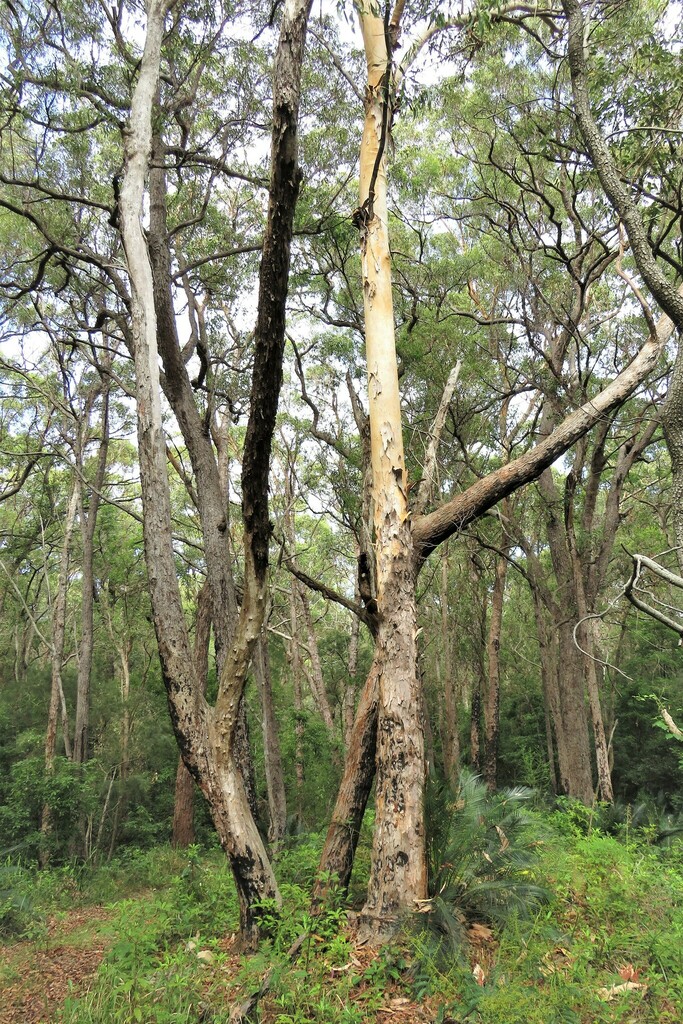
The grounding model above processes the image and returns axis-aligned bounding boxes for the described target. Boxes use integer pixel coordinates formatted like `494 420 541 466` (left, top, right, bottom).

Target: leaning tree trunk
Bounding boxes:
355 7 427 941
663 341 683 575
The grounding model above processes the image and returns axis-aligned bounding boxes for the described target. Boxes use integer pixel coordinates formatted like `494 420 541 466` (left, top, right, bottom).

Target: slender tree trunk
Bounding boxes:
314 661 379 903
108 638 132 859
298 588 336 737
483 547 508 791
40 480 79 863
663 342 683 575
288 567 306 827
344 595 361 749
254 627 287 850
73 389 110 765
440 548 460 785
470 679 482 773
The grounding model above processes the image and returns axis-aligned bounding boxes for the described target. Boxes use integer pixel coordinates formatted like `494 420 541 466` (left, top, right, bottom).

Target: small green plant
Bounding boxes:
0 860 45 939
419 771 550 953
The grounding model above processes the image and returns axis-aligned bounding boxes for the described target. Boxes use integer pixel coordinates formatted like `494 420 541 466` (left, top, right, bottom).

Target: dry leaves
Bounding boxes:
598 981 648 1001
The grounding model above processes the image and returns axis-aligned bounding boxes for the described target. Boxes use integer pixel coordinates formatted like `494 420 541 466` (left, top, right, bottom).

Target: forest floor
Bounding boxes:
0 906 114 1024
1 815 682 1024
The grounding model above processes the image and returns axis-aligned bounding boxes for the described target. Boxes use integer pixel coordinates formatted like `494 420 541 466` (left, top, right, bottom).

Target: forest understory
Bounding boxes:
2 807 683 1024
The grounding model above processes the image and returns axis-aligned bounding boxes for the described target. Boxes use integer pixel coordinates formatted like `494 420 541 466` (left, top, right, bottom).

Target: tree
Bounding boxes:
316 2 680 933
117 0 313 946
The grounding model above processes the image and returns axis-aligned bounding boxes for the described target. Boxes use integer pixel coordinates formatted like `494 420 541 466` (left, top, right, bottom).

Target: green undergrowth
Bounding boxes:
1 815 682 1023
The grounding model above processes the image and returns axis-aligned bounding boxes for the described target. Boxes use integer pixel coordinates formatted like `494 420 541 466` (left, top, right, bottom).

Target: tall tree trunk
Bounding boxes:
108 637 131 859
118 0 311 947
314 661 379 903
470 678 482 773
355 8 427 940
298 586 337 740
483 546 508 791
663 342 683 575
344 593 361 749
73 388 110 765
40 480 79 863
288 563 306 827
440 547 460 786
254 627 287 850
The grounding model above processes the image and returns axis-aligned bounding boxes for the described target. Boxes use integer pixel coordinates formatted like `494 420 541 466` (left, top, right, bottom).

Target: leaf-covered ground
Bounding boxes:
0 907 113 1024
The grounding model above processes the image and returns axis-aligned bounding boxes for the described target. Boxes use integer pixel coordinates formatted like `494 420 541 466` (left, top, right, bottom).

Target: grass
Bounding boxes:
0 816 681 1023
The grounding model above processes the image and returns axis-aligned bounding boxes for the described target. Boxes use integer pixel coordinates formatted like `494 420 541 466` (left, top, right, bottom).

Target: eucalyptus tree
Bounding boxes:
302 2 682 936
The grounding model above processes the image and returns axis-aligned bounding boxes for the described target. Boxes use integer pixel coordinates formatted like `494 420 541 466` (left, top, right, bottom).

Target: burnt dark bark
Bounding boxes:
118 0 312 947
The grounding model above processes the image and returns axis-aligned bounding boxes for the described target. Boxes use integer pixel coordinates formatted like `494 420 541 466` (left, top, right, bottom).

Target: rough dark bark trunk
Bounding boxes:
470 680 482 774
344 595 361 749
172 760 196 849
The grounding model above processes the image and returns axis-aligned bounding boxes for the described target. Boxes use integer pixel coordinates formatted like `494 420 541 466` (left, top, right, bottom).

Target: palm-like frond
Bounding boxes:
422 770 549 952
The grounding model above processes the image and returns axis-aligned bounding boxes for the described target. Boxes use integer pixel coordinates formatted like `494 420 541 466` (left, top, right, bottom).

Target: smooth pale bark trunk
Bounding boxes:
254 628 287 850
298 590 336 737
107 638 131 859
316 1 678 914
355 10 426 940
44 481 78 769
